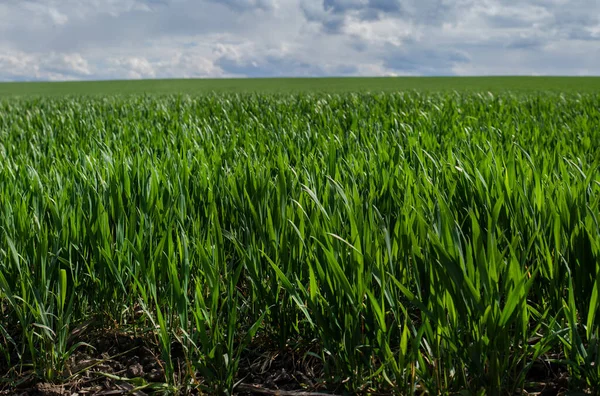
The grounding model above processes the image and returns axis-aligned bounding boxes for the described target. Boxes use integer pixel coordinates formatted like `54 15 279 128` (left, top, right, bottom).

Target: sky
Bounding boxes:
0 0 599 81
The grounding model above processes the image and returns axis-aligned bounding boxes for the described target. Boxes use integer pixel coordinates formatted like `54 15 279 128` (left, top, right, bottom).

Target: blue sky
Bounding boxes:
0 0 599 81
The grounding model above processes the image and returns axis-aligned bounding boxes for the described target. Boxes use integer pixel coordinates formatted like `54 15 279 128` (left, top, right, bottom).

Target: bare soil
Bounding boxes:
0 329 585 395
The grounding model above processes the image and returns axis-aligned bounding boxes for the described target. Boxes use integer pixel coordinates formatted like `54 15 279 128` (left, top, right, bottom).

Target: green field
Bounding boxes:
1 76 600 97
1 88 599 395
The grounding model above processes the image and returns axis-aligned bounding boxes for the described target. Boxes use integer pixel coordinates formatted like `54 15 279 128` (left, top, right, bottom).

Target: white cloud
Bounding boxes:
108 57 156 79
0 51 92 80
342 14 420 47
0 0 599 81
48 8 69 25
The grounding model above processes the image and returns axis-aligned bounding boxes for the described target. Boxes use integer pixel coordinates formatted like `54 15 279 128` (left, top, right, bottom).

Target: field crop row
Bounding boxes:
0 93 599 394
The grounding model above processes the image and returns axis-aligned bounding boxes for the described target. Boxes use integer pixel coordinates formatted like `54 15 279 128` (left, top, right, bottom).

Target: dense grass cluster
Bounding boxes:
1 92 599 394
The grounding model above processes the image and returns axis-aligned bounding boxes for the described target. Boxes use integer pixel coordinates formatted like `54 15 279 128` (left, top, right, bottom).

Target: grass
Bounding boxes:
0 76 600 97
0 90 599 394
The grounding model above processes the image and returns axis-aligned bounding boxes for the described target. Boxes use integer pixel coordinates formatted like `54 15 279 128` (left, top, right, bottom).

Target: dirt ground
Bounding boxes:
0 329 581 395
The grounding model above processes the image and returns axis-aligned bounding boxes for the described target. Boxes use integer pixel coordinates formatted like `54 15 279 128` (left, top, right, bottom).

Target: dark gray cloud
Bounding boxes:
504 36 546 50
217 55 320 77
216 52 360 77
485 14 537 29
383 45 470 75
301 0 403 34
367 0 402 13
206 0 276 11
303 0 463 34
323 0 401 14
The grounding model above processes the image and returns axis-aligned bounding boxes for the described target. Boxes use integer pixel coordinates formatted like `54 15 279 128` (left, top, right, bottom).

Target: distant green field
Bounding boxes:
1 76 599 96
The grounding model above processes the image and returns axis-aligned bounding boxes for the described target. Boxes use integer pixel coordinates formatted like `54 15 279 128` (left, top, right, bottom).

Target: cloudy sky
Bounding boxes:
0 0 599 81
